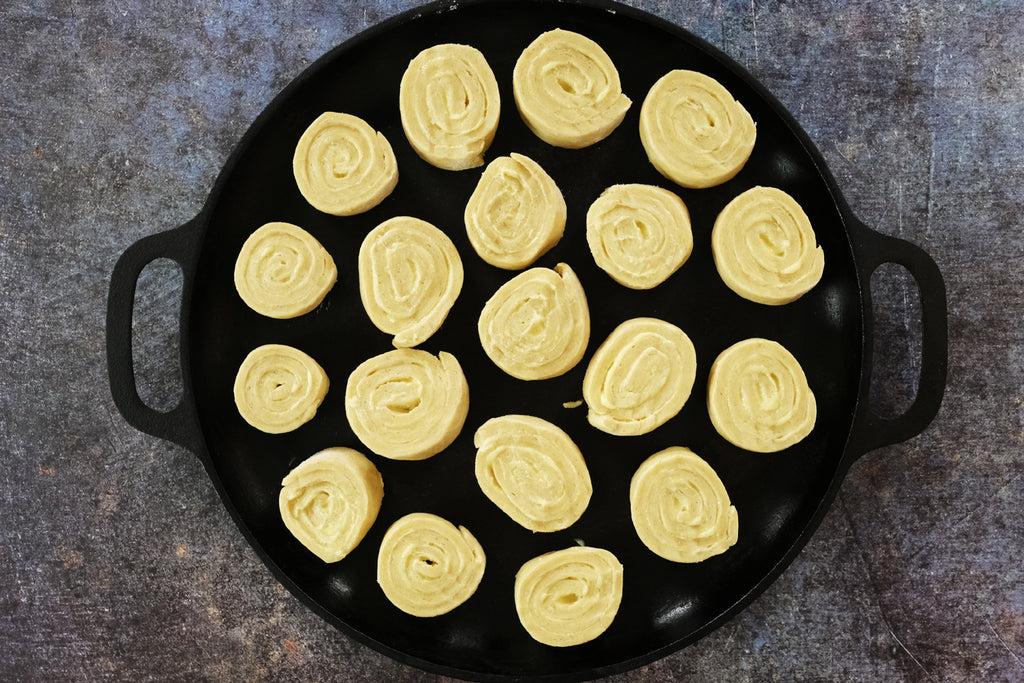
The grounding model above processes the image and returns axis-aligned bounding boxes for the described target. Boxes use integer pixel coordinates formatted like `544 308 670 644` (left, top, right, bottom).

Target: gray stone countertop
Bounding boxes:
1 1 1021 681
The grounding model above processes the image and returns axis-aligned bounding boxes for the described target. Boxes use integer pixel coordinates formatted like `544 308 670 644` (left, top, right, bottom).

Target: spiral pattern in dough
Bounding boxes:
232 344 328 434
279 447 384 563
345 348 469 460
474 415 591 532
514 546 623 647
639 69 756 189
478 263 590 381
707 338 816 452
464 153 566 270
513 28 631 149
712 186 825 305
292 111 398 216
583 317 696 436
630 447 738 563
586 184 692 289
399 43 500 171
377 512 486 617
359 216 464 348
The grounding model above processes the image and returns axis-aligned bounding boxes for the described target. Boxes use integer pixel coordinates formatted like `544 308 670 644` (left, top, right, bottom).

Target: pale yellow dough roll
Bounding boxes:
514 546 623 647
707 338 816 452
712 186 825 305
474 415 591 532
233 344 328 434
279 447 384 563
639 69 756 189
377 512 485 617
345 348 469 460
478 263 590 380
513 28 631 149
358 216 463 348
586 184 692 289
400 43 500 171
234 221 337 319
464 153 566 270
583 317 696 436
292 111 398 215
630 447 738 563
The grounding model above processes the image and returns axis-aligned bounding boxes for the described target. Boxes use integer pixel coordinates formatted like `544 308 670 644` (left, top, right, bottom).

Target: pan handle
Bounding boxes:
106 216 204 454
846 219 948 458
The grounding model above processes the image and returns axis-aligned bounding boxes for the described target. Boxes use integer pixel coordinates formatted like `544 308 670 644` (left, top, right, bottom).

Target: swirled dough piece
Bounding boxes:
279 447 384 563
639 69 756 189
233 344 328 434
464 153 566 270
400 43 500 171
359 216 463 348
345 348 469 460
707 338 816 452
478 263 590 380
377 512 485 617
583 317 696 436
630 447 738 563
292 111 398 215
586 184 692 289
474 415 591 532
234 221 337 319
514 546 623 647
712 186 825 305
513 28 631 149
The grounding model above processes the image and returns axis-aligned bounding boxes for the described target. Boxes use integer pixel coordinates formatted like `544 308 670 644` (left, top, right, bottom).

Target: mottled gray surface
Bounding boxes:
1 0 1021 681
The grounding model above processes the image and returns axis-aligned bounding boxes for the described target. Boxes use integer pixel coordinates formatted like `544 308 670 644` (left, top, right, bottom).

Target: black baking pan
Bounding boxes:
106 1 947 680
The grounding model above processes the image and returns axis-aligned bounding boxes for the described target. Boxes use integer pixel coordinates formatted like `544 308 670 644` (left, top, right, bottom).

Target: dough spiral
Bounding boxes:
513 28 631 149
639 69 756 189
345 348 469 460
377 512 486 617
707 338 816 452
630 447 738 563
279 447 384 563
712 186 825 305
464 153 566 270
233 344 328 434
514 546 623 647
582 317 696 436
474 415 591 532
478 263 590 380
358 216 464 348
586 184 692 289
292 111 398 216
399 43 500 171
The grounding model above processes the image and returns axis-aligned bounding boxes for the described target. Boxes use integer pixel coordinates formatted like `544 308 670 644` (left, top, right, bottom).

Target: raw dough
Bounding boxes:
233 344 328 434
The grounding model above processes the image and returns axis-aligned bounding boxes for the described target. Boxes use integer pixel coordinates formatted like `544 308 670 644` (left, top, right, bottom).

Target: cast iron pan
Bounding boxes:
106 1 948 680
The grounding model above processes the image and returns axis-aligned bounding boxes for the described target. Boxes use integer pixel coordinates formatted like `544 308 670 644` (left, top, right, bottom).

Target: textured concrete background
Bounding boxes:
1 0 1021 681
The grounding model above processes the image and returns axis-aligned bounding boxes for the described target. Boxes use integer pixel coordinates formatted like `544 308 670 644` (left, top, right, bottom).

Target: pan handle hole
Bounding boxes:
131 258 183 413
869 263 922 418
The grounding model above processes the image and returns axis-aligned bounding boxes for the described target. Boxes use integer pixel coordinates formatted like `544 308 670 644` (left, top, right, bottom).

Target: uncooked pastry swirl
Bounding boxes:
586 184 692 289
292 111 398 215
279 447 384 563
464 153 566 270
513 28 631 149
478 263 590 380
707 338 816 452
639 69 756 189
233 221 337 319
233 344 328 434
514 546 623 647
582 317 696 436
630 447 738 563
345 348 469 460
399 43 500 171
474 415 591 532
377 512 486 617
358 216 464 348
712 186 825 305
